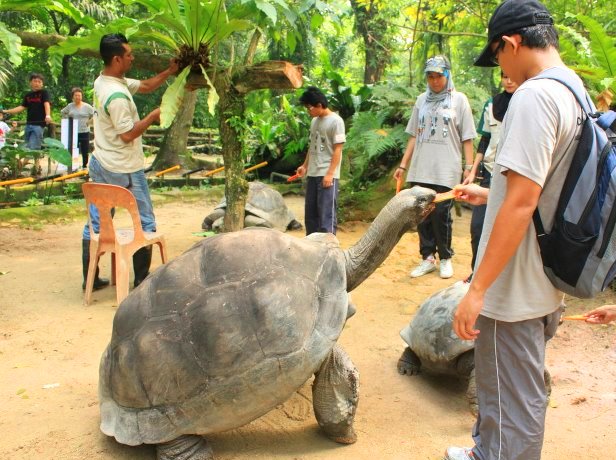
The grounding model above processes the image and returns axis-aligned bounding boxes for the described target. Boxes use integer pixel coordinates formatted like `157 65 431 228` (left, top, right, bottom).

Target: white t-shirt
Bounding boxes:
477 68 583 322
306 112 346 178
0 121 11 149
405 91 477 189
92 74 143 173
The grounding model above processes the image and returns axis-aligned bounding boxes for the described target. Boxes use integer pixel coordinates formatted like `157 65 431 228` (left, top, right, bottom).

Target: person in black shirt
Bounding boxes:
3 73 52 150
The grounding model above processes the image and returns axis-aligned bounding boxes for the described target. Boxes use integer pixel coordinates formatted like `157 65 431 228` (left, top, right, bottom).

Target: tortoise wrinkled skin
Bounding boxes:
99 186 436 457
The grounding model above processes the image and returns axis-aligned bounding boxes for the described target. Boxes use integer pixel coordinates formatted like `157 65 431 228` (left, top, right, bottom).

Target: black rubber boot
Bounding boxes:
133 246 152 288
81 239 110 291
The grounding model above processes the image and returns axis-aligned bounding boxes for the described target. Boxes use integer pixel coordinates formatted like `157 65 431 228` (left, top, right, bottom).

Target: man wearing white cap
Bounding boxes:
447 0 585 459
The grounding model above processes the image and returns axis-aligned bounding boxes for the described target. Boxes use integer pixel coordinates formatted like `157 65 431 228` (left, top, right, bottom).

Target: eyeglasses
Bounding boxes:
489 39 506 66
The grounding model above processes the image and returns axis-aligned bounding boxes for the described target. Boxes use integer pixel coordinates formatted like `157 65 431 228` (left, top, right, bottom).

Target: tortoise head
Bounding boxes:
343 186 436 292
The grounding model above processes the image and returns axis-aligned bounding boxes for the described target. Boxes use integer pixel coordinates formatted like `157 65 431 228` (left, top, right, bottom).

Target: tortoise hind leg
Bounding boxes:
156 435 213 460
397 347 421 376
312 344 359 444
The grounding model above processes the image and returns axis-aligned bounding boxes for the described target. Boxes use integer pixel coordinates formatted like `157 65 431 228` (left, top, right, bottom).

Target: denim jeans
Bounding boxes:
24 124 44 150
82 156 156 240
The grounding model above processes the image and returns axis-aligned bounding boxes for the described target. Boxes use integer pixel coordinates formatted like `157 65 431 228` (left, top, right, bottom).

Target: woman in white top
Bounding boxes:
394 55 476 279
61 87 95 168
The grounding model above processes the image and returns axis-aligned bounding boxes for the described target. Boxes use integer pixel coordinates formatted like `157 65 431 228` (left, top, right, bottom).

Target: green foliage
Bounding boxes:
369 83 418 125
0 0 95 27
243 93 310 172
121 0 252 51
455 82 491 124
326 70 373 121
160 66 192 129
345 111 407 186
0 145 43 179
560 14 616 96
43 137 71 167
0 22 21 67
20 191 44 207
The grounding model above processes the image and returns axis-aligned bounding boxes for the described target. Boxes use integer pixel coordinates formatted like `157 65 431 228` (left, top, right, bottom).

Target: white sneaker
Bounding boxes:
410 256 436 278
444 446 475 460
439 258 454 279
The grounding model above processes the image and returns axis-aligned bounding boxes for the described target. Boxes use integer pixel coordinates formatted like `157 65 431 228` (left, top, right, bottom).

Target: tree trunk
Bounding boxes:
350 0 390 85
153 89 198 169
215 74 247 232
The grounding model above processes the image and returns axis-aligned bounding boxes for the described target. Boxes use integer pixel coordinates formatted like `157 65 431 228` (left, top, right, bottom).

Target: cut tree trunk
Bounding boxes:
216 74 247 232
153 89 198 170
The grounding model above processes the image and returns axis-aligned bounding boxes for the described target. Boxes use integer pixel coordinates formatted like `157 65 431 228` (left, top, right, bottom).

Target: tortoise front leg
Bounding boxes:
156 435 213 460
312 344 359 444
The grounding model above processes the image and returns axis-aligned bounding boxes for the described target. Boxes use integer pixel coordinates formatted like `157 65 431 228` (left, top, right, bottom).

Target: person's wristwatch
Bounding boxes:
464 164 473 171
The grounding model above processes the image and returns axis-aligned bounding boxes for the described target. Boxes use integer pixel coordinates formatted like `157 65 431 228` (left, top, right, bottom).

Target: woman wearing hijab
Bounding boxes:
464 72 519 282
394 55 476 279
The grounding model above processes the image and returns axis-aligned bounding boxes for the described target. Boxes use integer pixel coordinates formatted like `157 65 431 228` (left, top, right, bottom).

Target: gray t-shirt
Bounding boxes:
60 102 95 133
306 112 346 178
405 91 477 189
477 68 583 322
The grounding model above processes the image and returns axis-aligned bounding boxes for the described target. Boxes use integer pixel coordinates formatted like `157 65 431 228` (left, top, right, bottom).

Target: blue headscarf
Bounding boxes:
417 56 455 143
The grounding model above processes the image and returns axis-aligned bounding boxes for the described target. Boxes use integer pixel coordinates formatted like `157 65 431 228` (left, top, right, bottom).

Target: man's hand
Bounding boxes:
453 288 483 340
296 165 306 177
323 173 334 188
462 171 475 185
584 305 616 324
393 167 405 181
454 183 488 206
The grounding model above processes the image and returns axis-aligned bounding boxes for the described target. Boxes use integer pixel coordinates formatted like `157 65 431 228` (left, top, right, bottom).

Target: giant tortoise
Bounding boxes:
99 186 435 459
202 181 302 232
397 281 552 416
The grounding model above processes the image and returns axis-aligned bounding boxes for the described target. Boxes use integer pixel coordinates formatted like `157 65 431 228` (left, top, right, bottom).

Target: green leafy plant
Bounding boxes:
120 0 252 126
43 138 72 167
20 191 43 207
0 145 44 179
560 14 616 99
242 93 309 174
37 0 252 128
345 111 408 186
325 70 373 122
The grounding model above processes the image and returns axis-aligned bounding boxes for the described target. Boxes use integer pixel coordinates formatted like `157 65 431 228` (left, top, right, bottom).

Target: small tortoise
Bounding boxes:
397 281 551 415
99 186 435 459
202 181 302 232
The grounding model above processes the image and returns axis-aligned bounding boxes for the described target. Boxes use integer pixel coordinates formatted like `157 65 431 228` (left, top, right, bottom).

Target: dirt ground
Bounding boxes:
1 193 615 460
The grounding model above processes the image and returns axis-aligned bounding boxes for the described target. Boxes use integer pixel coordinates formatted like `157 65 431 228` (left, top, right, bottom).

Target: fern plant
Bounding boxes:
346 111 408 186
560 14 616 102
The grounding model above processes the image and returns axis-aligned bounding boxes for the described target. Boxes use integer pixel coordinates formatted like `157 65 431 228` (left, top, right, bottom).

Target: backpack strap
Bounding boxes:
598 110 616 132
530 68 593 241
531 67 596 115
